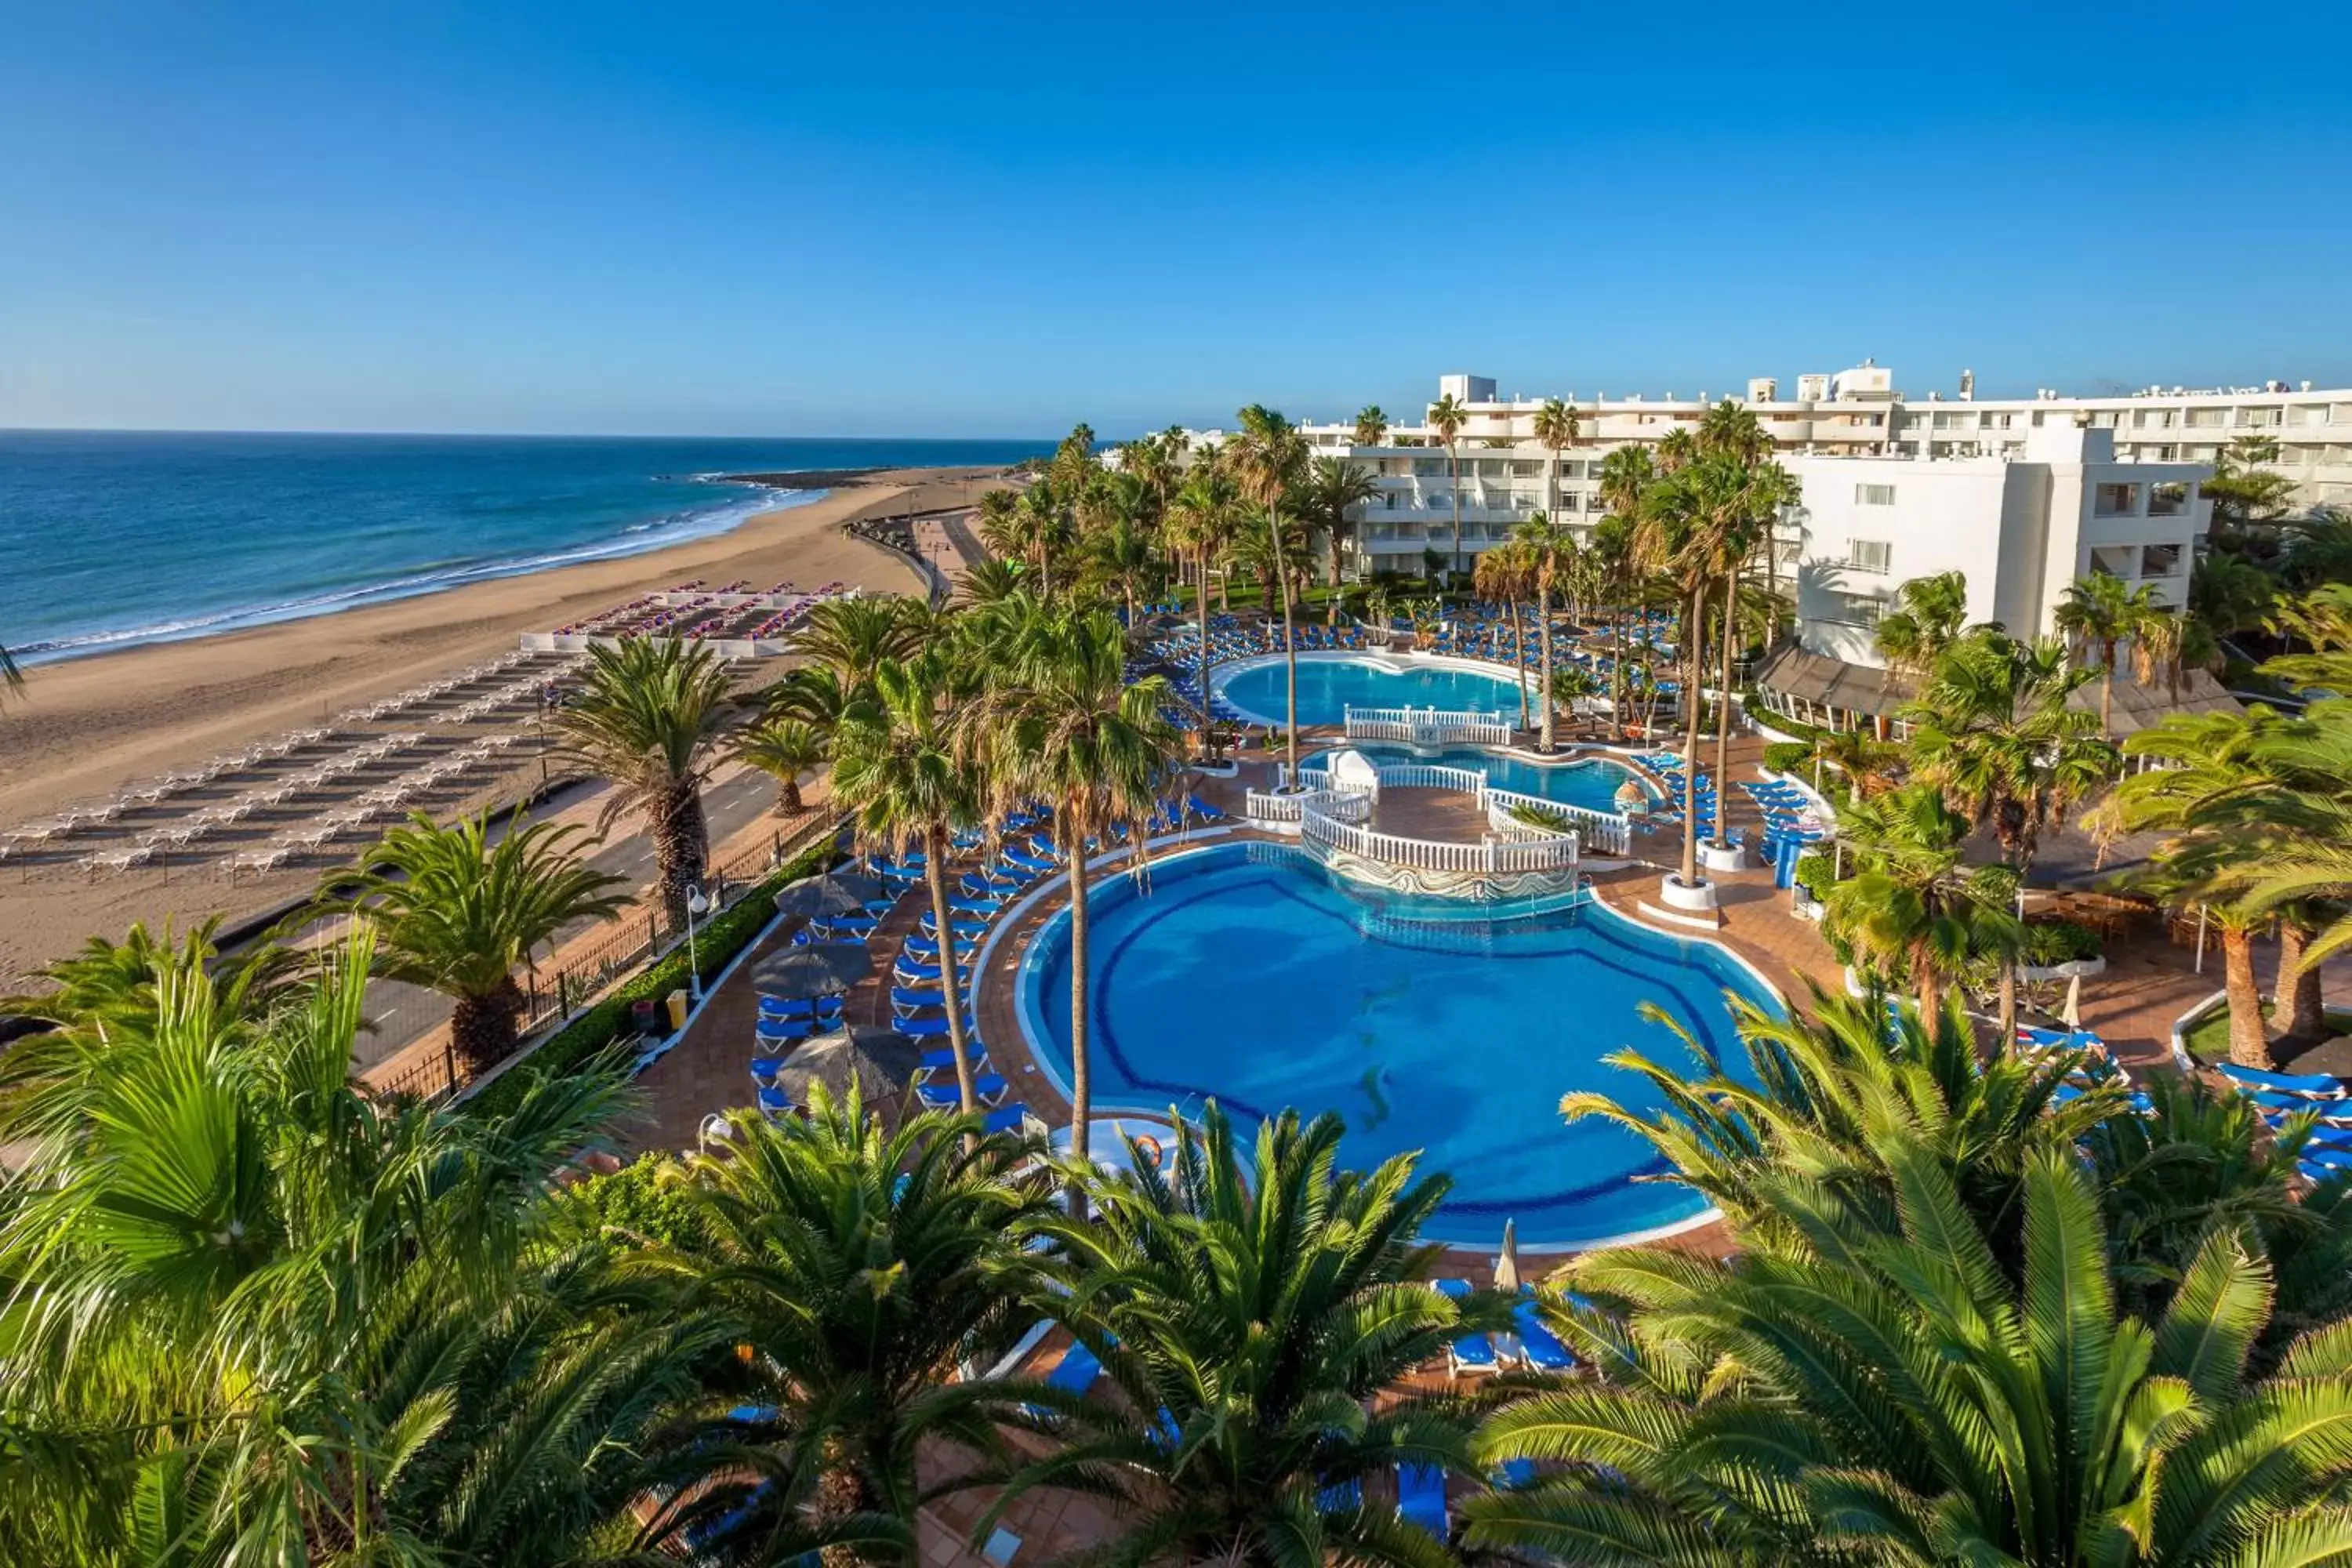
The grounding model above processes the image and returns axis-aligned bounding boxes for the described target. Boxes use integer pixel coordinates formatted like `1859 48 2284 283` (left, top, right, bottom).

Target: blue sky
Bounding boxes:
4 1 2349 437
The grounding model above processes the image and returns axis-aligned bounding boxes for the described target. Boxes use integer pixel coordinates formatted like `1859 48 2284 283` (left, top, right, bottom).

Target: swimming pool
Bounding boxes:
1018 842 1776 1248
1330 743 1659 814
1216 655 1523 728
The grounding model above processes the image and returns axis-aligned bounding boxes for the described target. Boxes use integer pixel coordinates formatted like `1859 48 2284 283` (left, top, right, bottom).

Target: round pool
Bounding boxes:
1017 843 1777 1249
1216 655 1523 728
1330 742 1660 814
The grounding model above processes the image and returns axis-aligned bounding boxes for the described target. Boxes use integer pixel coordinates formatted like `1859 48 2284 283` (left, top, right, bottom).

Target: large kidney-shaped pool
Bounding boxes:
1217 655 1523 728
1018 842 1777 1248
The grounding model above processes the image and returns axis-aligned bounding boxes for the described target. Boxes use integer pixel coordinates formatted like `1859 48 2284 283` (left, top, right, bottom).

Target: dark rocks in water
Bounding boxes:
711 468 887 488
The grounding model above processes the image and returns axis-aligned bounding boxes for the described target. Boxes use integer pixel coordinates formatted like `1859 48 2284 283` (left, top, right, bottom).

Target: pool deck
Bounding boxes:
621 721 2266 1258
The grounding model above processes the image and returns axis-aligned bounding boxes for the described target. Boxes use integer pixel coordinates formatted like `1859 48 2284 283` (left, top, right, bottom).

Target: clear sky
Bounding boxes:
5 1 2349 438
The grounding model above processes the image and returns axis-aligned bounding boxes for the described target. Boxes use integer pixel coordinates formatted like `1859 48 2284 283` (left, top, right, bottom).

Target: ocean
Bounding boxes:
0 432 1049 663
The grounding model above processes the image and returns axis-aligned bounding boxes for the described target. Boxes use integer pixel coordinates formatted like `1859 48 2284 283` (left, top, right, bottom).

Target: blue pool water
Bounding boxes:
1335 744 1659 813
1218 656 1523 728
1020 843 1776 1248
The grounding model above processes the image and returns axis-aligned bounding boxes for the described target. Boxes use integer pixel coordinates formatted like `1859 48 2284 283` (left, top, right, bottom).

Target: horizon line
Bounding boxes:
0 424 1066 443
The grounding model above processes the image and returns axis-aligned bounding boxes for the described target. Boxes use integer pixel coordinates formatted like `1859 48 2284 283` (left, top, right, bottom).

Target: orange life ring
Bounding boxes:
1131 1134 1165 1167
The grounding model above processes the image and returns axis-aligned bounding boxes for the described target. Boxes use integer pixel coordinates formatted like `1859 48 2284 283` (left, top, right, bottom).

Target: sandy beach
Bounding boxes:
0 465 1000 983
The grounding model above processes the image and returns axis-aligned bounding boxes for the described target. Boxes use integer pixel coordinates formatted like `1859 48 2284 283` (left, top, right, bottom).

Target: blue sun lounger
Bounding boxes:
1001 845 1056 874
1434 1279 1498 1376
919 1045 989 1075
756 1087 795 1116
891 985 952 1013
1511 1298 1577 1372
753 1016 812 1045
1318 1477 1363 1513
919 913 988 939
1396 1464 1449 1536
2218 1062 2348 1097
982 1102 1030 1135
893 956 970 982
892 1014 971 1039
918 1073 1007 1108
750 1056 786 1085
2250 1089 2352 1120
948 896 1000 916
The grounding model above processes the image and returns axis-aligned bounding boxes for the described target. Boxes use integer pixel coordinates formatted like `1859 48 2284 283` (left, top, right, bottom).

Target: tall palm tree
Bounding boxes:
1874 568 1973 674
1472 1140 2352 1568
1426 391 1470 581
734 715 828 815
554 636 735 927
652 1087 1058 1565
1167 466 1244 761
832 649 987 1114
1634 453 1745 888
1475 539 1535 729
2055 572 2167 735
1905 630 2116 1036
1595 449 1656 742
1352 405 1390 448
312 811 628 1071
2094 702 2343 1065
992 1102 1501 1568
0 935 694 1566
1300 453 1381 590
972 604 1181 1174
1082 504 1163 625
1514 514 1577 753
1229 405 1312 785
1825 782 2019 1018
1014 479 1069 595
1531 396 1580 527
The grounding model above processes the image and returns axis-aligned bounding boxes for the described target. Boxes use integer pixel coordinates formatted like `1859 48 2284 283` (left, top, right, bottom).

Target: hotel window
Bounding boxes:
1848 539 1893 573
2094 482 2142 517
2140 543 2184 578
2186 408 2227 427
2147 483 2190 516
1824 592 1883 628
1854 482 1896 506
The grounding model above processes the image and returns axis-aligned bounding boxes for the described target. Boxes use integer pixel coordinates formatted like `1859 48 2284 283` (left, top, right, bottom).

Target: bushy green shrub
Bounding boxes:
1794 850 1838 902
1762 741 1814 776
565 1152 711 1249
465 838 840 1120
2023 919 2103 967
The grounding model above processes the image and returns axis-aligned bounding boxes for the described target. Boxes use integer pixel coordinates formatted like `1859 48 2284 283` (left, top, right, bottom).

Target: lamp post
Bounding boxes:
684 884 710 1000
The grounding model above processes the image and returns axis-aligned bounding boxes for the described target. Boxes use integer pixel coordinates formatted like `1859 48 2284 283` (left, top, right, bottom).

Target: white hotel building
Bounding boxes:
1287 366 2348 670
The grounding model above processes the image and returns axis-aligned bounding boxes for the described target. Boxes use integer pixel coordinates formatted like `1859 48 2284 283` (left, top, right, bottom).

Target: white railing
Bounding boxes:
1343 706 1515 747
1372 763 1488 793
1298 797 1579 877
1483 785 1633 857
1247 787 1370 826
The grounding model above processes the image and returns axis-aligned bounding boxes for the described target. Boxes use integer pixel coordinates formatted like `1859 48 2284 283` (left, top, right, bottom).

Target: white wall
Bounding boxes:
1784 456 2013 666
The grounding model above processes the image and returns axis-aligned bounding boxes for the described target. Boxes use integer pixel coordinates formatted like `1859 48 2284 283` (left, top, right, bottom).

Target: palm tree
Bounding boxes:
1426 390 1470 581
2055 572 2168 735
1514 514 1576 753
1082 504 1163 624
1166 466 1243 760
317 811 627 1070
832 650 986 1114
0 935 695 1566
1229 405 1312 786
972 604 1181 1175
1825 782 2020 1018
735 715 828 815
954 556 1027 608
1300 453 1381 590
1905 630 2116 1036
1595 448 1656 742
0 638 19 706
1472 1140 2352 1568
795 594 927 686
1563 982 2125 1257
554 637 735 927
1352 404 1390 448
1475 539 1534 729
1634 452 1748 888
1873 568 1972 675
653 1087 1057 1564
2095 702 2342 1065
991 1102 1501 1568
1531 396 1580 527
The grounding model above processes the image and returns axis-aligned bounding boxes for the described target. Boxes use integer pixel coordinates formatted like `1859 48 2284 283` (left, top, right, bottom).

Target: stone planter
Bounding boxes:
1658 872 1719 913
2018 955 2107 983
1700 840 1747 873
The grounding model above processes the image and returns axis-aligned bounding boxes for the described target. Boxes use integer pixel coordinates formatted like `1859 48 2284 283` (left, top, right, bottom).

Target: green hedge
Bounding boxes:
1762 740 1814 776
1794 850 1838 903
466 837 841 1120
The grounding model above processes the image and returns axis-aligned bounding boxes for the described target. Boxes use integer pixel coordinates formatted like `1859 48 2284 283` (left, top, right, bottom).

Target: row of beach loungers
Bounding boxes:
346 650 579 723
742 793 1229 1126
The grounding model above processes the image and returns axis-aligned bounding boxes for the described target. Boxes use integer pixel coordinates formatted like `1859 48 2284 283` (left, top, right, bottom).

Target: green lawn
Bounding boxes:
2182 1004 2352 1063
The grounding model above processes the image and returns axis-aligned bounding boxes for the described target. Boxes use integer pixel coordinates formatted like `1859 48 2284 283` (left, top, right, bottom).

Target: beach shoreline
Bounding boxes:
0 464 998 831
